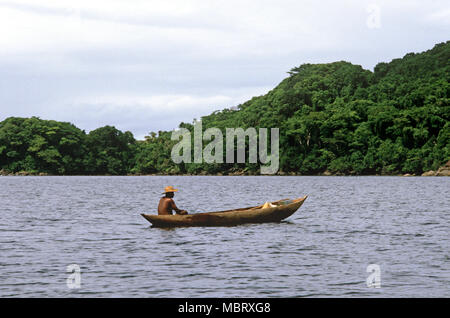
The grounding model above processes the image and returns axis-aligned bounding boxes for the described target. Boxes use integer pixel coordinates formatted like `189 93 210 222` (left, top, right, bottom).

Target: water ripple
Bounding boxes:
0 176 449 297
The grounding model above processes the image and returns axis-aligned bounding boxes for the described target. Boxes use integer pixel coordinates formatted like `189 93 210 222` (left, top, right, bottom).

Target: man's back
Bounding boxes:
158 197 174 215
158 186 187 215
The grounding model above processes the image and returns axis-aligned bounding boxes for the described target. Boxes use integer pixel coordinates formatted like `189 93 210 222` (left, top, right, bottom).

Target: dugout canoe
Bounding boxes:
141 196 307 227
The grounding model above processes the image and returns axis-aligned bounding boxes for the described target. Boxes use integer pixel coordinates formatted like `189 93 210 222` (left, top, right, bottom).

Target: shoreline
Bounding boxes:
1 171 448 177
2 161 449 177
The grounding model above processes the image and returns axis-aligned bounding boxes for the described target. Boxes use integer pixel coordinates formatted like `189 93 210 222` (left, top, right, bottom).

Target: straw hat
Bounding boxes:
162 186 178 194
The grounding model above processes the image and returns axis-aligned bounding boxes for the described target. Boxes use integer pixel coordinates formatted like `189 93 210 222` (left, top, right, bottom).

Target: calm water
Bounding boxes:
0 176 449 297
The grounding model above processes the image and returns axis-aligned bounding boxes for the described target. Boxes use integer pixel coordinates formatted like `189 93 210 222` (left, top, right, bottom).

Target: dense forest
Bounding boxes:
1 41 449 176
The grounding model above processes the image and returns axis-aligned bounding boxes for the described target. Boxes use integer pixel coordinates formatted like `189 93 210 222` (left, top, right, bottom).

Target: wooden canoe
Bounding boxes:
141 196 307 227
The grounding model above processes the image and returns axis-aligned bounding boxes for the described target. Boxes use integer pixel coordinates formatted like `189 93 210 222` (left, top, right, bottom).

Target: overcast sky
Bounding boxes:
0 0 448 139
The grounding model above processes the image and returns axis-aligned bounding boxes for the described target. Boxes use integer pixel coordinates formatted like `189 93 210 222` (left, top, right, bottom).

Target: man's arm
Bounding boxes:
170 199 187 215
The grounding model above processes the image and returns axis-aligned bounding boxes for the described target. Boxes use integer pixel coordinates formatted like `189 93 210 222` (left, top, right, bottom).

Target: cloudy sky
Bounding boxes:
0 0 448 139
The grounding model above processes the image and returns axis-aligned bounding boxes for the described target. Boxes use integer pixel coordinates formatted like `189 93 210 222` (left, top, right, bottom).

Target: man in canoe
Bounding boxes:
158 186 188 215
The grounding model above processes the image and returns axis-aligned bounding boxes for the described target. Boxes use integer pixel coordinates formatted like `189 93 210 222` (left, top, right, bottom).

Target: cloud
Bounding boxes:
30 87 272 139
424 8 450 26
2 0 447 67
0 0 365 58
0 0 448 139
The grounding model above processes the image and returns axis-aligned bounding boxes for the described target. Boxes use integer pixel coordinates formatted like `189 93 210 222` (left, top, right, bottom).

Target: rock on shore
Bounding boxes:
421 160 450 176
0 169 48 176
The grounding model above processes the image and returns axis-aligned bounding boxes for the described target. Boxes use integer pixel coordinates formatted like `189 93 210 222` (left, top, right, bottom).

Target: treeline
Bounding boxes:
0 118 136 175
1 41 449 175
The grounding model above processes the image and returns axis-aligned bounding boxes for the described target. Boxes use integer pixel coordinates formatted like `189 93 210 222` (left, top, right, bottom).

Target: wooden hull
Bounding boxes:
141 196 307 228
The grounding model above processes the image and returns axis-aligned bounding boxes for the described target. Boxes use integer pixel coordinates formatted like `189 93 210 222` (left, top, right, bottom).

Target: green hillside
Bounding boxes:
137 41 450 175
1 41 449 175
